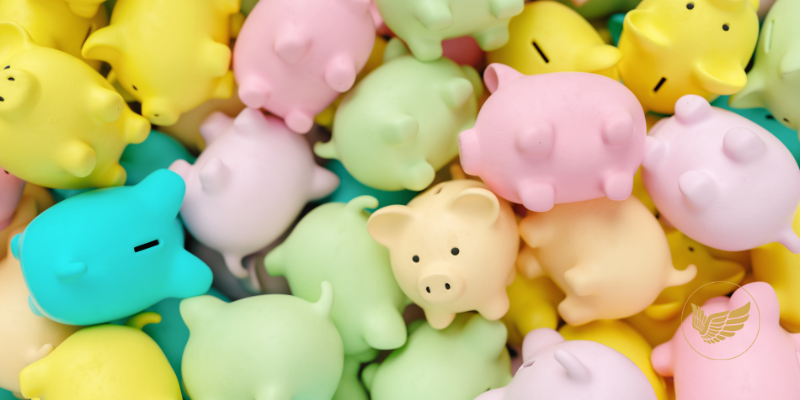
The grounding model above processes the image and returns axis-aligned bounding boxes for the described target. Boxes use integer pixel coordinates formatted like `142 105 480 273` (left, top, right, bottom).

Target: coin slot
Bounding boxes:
134 239 160 252
653 77 667 92
532 41 549 63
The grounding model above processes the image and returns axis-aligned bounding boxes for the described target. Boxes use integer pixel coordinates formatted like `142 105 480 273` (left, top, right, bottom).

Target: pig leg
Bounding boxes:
562 263 599 297
489 0 524 19
477 293 510 321
123 110 150 144
602 171 634 201
333 357 368 400
95 163 127 187
558 296 596 326
405 37 444 62
472 24 511 52
423 307 457 330
284 108 315 134
237 76 271 109
517 181 555 212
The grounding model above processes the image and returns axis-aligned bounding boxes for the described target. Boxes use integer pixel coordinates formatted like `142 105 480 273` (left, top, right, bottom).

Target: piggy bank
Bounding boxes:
750 207 800 332
0 22 150 189
642 95 800 253
265 196 409 400
234 0 375 134
556 0 641 19
652 282 800 400
120 130 196 186
487 2 621 80
559 321 668 400
477 328 656 400
0 228 80 396
518 196 697 326
140 289 229 399
20 313 182 400
502 274 565 348
373 0 524 61
625 230 746 346
729 0 800 135
459 65 646 212
315 39 481 191
170 109 339 278
617 0 759 114
82 0 238 126
181 283 344 400
12 169 213 326
0 0 108 70
363 314 512 400
0 171 25 231
63 0 106 18
368 180 519 329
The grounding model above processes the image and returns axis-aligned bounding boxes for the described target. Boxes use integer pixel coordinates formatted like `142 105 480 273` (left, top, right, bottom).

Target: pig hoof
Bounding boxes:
723 127 766 163
238 81 271 109
558 298 594 326
602 111 634 145
477 294 510 321
518 182 555 212
284 109 314 134
517 124 554 156
406 39 444 62
678 170 717 208
423 309 457 330
603 172 633 201
473 25 511 52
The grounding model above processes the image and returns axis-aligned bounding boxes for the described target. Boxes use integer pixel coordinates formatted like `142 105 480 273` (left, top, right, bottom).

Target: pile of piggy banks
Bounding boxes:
4 0 800 399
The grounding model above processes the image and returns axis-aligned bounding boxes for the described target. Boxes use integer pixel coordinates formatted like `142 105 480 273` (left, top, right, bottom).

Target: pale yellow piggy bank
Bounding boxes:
82 0 239 126
0 225 79 396
518 196 697 326
0 0 108 70
368 180 519 330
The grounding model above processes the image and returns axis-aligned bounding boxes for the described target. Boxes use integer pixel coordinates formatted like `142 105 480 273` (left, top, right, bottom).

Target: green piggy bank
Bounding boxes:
731 0 800 135
363 313 512 400
315 39 482 192
180 283 344 400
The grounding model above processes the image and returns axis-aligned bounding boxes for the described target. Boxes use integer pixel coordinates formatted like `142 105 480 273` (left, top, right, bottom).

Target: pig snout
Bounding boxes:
141 98 181 126
417 265 465 305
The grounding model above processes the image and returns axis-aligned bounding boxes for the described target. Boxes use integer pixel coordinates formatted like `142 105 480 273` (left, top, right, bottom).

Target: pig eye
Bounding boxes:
134 239 159 252
3 66 8 70
0 97 4 102
723 24 730 31
412 255 419 263
132 85 138 91
686 2 694 9
688 246 695 252
451 247 459 256
784 118 791 123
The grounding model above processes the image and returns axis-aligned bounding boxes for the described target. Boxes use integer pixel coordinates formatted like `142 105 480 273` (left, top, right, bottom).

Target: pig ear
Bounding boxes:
554 349 591 382
483 63 524 94
180 295 227 330
522 328 565 362
199 158 230 194
200 111 234 145
440 77 475 109
623 10 669 51
314 281 335 317
383 38 410 63
575 44 621 73
461 315 508 360
82 26 124 65
135 169 186 219
692 59 747 95
447 188 500 228
367 205 416 247
0 22 34 61
309 167 340 201
170 251 213 299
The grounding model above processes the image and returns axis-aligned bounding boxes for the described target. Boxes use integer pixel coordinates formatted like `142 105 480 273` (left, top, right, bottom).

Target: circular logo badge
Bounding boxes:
680 281 760 360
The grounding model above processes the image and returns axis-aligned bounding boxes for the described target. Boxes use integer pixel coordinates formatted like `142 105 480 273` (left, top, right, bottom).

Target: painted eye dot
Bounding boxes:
784 118 791 123
723 24 730 31
689 247 695 252
132 85 138 91
0 97 4 102
3 66 8 70
451 247 459 256
412 255 419 263
686 2 694 9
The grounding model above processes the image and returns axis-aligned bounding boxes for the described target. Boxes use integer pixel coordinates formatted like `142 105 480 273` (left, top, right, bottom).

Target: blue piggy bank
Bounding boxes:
12 169 212 326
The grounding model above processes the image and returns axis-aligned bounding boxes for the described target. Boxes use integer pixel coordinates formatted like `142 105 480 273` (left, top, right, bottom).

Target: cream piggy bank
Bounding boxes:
368 180 518 329
518 197 697 326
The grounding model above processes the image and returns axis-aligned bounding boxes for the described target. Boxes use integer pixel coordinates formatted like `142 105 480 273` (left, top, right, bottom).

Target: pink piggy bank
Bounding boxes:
459 65 646 212
233 0 376 134
367 179 519 330
476 328 656 400
0 171 25 230
170 109 339 278
651 282 800 400
642 95 800 253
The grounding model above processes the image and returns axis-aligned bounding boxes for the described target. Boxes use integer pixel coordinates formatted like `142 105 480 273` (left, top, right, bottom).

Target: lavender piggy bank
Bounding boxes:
459 65 646 212
170 109 339 278
642 95 800 253
476 328 657 400
233 0 376 134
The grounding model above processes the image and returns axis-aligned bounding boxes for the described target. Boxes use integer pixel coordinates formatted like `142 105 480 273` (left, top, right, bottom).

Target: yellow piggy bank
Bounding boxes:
559 320 669 400
0 22 150 189
82 0 239 126
625 230 746 346
750 207 800 332
20 313 181 400
63 0 106 19
0 0 108 70
617 0 759 114
487 1 621 80
502 273 565 348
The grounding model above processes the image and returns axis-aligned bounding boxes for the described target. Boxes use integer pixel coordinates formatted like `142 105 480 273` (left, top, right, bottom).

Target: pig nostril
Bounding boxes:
426 286 430 293
412 255 419 263
154 114 160 117
451 247 459 256
445 283 450 290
